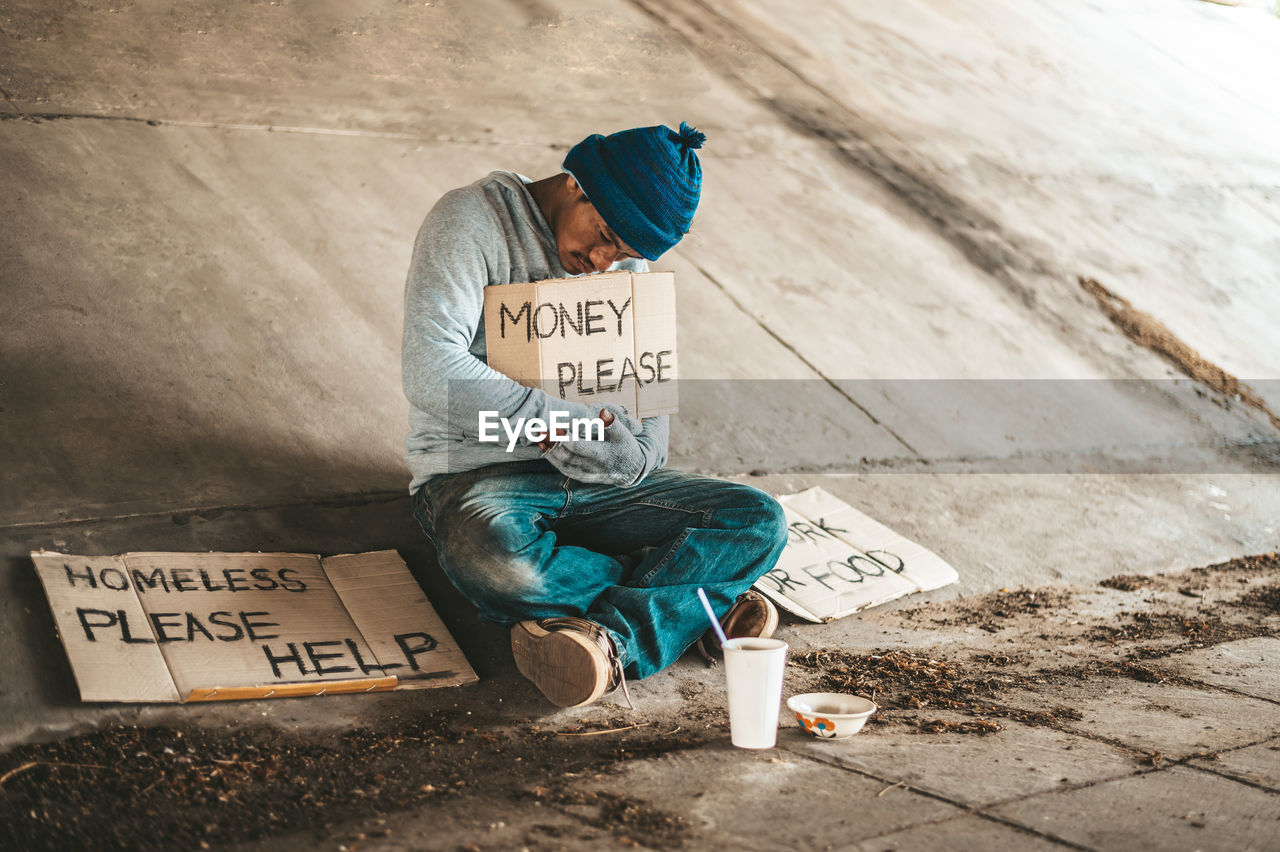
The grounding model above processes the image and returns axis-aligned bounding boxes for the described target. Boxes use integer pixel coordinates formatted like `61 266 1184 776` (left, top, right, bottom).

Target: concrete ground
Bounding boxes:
2 0 1279 849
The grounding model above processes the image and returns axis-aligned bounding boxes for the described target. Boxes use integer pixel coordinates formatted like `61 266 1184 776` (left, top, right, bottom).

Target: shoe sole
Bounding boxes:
511 621 610 708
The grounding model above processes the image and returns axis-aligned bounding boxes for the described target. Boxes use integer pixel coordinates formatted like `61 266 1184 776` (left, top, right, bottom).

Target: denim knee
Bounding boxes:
711 485 790 570
438 522 547 614
745 489 790 557
720 485 787 535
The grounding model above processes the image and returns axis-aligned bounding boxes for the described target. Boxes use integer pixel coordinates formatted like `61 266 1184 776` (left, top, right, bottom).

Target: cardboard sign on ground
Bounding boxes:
753 487 959 622
31 549 477 703
483 271 678 417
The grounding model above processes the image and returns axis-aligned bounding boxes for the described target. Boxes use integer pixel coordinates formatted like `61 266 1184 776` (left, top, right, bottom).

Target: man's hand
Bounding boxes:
538 404 641 450
540 406 646 487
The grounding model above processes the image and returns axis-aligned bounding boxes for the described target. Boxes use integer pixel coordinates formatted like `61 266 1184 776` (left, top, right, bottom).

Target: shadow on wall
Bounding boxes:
0 343 408 527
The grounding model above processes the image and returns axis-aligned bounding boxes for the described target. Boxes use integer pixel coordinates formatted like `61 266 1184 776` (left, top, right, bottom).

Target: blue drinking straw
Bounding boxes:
696 587 729 647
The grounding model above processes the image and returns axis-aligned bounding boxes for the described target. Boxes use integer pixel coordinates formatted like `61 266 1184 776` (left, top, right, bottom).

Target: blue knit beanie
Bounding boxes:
563 121 706 261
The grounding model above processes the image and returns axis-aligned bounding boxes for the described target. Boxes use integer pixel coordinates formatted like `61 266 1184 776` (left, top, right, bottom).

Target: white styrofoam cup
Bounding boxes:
722 637 789 749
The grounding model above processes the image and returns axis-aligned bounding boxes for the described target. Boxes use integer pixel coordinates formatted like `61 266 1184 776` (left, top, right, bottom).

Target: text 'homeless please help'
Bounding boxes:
32 550 479 703
59 561 438 679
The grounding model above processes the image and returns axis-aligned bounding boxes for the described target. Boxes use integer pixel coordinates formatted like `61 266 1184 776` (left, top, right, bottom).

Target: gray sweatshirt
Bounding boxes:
402 170 670 492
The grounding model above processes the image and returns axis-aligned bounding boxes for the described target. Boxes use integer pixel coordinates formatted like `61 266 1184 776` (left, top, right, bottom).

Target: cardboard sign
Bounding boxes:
483 271 678 417
753 488 959 622
31 549 477 703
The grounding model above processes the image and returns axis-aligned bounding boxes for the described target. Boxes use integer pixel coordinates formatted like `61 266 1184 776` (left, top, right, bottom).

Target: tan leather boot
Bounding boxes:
696 589 779 662
511 617 631 708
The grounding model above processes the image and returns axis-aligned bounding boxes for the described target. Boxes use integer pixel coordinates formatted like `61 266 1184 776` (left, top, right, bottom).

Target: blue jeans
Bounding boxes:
412 459 788 680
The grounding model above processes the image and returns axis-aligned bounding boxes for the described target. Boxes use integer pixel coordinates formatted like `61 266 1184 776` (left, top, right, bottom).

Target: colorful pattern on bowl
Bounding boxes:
795 712 838 738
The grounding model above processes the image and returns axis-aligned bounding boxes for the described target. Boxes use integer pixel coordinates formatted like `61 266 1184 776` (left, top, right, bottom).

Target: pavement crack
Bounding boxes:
1172 680 1280 709
1184 750 1280 795
0 110 544 146
0 110 159 126
1 491 406 532
0 85 36 122
967 811 1096 851
782 745 1092 850
686 258 923 459
1080 276 1280 433
685 436 1280 476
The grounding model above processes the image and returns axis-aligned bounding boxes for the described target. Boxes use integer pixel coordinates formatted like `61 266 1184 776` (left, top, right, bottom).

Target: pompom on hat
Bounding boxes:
563 121 705 261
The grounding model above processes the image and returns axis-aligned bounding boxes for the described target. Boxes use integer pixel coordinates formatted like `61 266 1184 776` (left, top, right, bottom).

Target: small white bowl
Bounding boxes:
787 692 877 739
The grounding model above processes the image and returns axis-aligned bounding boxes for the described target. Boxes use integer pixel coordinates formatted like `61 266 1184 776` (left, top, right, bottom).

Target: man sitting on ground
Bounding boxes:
402 121 788 707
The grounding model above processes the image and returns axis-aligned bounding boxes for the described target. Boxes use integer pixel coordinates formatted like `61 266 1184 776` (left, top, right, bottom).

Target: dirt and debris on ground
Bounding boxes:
3 553 1277 850
792 552 1279 736
1078 277 1280 430
1089 610 1260 654
1234 583 1280 615
1088 552 1280 657
521 787 690 848
1100 574 1153 591
0 712 705 852
788 648 1083 735
903 586 1075 632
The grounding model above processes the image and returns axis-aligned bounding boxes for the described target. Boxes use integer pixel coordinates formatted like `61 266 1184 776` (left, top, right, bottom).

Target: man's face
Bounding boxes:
554 177 643 275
